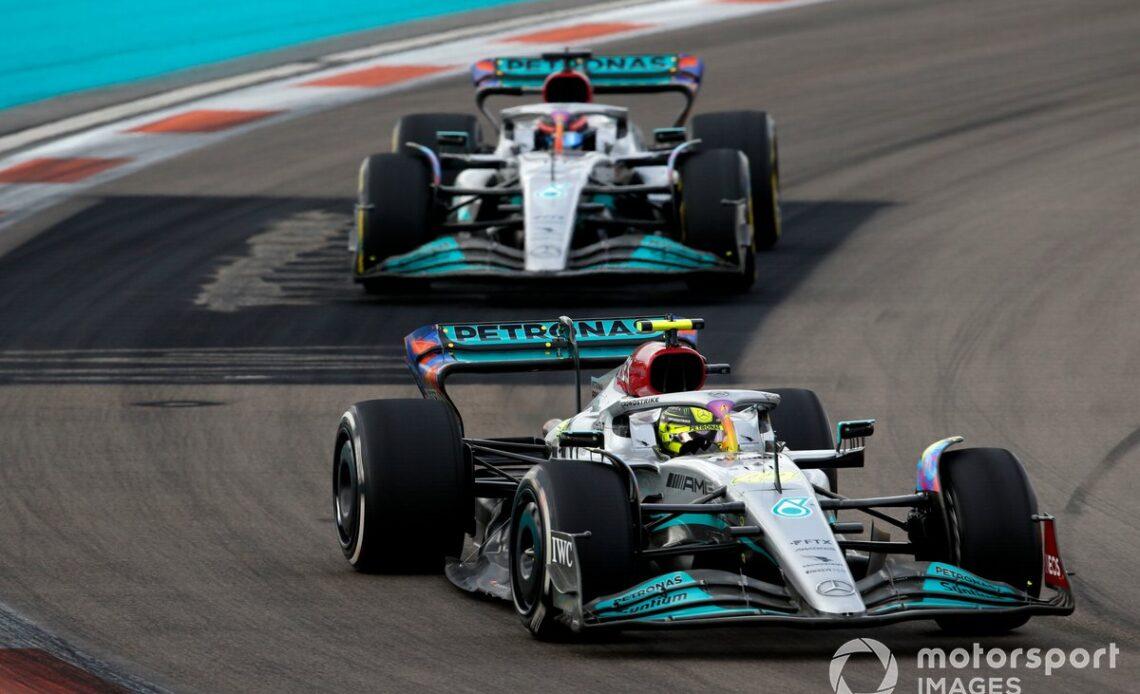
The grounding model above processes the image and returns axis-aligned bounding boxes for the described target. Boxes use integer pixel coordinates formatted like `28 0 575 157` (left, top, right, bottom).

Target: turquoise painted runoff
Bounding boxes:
0 0 533 110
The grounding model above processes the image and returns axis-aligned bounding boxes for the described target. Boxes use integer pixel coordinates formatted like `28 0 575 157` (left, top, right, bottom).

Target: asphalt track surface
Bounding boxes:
0 0 1138 691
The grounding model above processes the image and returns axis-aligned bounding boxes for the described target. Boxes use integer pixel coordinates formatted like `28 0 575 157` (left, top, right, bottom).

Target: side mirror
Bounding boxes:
836 419 875 451
653 127 687 145
436 130 470 148
559 431 604 448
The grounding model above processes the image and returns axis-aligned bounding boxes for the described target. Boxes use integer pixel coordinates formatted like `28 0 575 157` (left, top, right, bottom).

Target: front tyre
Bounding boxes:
679 148 755 293
933 447 1042 634
334 399 469 573
690 110 781 250
510 460 636 639
355 153 433 289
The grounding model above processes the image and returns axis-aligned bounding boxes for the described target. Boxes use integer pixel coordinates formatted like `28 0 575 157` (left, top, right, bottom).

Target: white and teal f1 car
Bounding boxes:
331 316 1074 637
351 51 781 293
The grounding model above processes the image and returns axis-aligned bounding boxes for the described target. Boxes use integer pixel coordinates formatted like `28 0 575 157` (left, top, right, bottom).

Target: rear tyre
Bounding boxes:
679 148 755 292
392 113 482 159
934 448 1042 634
355 153 433 289
333 399 469 573
510 460 636 639
765 388 837 491
691 110 781 249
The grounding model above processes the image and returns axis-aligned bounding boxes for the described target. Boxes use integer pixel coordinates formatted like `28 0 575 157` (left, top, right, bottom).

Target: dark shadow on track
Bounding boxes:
0 195 887 384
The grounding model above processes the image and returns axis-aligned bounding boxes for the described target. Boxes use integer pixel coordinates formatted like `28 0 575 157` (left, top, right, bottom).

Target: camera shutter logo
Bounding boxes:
829 638 897 694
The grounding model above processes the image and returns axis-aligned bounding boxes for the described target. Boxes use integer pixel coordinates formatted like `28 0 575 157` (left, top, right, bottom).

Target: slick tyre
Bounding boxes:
355 153 433 291
690 110 781 249
934 447 1042 634
391 112 482 156
679 148 755 292
765 388 837 491
510 460 636 639
333 399 469 573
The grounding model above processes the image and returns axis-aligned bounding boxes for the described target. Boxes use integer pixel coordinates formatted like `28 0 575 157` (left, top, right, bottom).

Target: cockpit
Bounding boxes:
627 404 771 460
497 104 630 156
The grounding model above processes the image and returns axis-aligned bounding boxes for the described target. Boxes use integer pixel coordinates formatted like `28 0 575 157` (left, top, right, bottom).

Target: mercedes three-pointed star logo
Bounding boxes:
816 579 855 597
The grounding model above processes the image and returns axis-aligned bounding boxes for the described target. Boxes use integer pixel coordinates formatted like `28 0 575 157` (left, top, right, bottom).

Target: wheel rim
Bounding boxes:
512 499 543 612
334 437 359 549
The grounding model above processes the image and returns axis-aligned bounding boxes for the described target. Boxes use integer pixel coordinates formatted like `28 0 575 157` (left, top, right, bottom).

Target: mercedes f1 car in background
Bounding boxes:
331 315 1074 637
351 51 781 293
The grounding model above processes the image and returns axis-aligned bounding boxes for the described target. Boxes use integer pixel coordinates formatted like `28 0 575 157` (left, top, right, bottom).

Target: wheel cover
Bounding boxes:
512 499 543 612
334 438 359 549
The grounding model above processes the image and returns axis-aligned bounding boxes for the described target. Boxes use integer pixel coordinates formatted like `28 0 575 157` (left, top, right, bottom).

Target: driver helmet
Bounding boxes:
656 406 723 456
534 112 591 152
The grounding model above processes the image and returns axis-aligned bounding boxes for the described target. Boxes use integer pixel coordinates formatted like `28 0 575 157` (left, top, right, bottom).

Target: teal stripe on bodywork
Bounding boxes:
629 236 722 268
593 571 696 612
740 537 777 564
381 237 462 272
921 562 1019 602
635 605 762 622
652 513 730 532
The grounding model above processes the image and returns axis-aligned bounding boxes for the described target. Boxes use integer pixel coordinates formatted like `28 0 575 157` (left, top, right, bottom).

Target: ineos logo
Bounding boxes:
830 638 898 694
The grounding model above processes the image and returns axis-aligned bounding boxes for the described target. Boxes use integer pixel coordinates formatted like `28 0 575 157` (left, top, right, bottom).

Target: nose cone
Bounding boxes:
732 469 866 614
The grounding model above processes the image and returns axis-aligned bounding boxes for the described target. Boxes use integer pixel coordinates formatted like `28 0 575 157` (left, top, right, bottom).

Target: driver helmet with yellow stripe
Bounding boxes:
656 406 723 456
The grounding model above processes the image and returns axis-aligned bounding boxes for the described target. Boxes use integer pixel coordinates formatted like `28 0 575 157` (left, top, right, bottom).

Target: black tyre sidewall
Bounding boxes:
392 112 482 155
509 460 636 637
334 399 468 573
935 447 1042 633
357 153 433 274
691 110 780 249
765 388 836 489
680 148 751 263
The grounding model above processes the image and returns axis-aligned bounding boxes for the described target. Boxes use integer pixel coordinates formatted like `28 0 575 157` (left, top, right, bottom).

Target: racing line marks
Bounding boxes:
0 346 406 385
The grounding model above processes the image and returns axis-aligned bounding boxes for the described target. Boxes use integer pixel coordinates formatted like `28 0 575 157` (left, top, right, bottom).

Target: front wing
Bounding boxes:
356 234 741 280
545 535 1074 631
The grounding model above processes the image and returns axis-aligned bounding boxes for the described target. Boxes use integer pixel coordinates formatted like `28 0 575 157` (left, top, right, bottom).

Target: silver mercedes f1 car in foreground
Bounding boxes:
351 51 780 293
332 316 1074 637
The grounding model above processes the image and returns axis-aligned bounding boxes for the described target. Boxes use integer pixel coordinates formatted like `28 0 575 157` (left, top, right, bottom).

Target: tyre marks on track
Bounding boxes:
195 210 351 312
0 346 406 384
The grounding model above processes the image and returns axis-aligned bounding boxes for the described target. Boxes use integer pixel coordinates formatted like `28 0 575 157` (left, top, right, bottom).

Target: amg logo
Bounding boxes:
550 536 574 567
666 473 711 494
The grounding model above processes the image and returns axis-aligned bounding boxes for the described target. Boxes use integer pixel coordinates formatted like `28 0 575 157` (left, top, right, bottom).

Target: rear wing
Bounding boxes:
405 315 697 408
471 52 704 125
